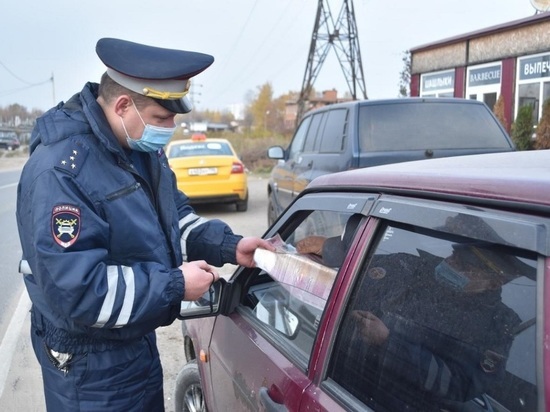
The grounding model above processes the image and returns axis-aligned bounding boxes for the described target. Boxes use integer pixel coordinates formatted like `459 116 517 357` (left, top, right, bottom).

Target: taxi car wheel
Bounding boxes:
236 193 248 212
174 360 206 412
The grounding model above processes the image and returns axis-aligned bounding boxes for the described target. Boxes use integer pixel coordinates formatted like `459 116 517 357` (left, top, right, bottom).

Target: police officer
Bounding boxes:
16 38 273 411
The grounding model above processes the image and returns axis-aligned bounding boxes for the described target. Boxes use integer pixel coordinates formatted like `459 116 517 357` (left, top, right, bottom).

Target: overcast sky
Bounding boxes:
0 0 540 113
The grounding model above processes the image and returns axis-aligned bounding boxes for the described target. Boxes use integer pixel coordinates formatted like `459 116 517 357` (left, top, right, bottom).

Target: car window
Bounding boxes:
287 116 312 160
243 210 358 367
327 221 538 411
318 109 348 153
303 113 324 153
168 141 233 158
358 102 511 151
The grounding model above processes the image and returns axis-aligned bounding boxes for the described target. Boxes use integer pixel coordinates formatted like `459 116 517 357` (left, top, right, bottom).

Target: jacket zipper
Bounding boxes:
105 182 141 201
118 159 156 204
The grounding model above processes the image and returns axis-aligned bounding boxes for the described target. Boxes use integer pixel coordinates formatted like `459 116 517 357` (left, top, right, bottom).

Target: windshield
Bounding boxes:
168 141 233 158
358 102 511 151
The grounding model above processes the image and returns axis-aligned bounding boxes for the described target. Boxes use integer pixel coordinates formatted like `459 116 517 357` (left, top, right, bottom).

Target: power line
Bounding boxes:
218 0 299 91
0 59 54 100
210 0 309 103
0 79 52 97
0 59 51 86
210 0 260 90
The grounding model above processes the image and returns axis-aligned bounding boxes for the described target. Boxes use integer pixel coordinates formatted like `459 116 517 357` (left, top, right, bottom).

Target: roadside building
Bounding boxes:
284 89 353 131
410 11 550 132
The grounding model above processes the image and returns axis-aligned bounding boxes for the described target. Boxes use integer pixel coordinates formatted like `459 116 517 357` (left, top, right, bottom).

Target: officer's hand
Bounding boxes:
353 310 389 346
296 236 327 256
179 260 219 301
236 237 276 268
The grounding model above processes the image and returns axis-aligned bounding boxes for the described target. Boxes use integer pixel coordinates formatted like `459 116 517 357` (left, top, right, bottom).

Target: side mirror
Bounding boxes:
267 146 285 160
178 278 226 319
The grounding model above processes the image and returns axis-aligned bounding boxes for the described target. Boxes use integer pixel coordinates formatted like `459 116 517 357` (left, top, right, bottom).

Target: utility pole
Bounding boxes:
296 0 367 126
188 83 202 132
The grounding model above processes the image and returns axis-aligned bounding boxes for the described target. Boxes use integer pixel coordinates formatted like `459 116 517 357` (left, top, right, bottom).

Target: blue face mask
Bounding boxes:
120 101 176 152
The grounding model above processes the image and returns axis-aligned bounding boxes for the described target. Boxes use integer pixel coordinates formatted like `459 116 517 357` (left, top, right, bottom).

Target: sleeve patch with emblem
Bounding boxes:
52 205 81 248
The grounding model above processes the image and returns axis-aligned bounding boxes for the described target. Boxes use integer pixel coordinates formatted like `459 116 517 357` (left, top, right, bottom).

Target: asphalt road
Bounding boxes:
0 154 270 411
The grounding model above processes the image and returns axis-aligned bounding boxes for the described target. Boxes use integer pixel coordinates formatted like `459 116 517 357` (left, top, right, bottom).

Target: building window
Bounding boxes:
544 81 550 105
420 69 455 97
516 52 550 124
466 63 502 112
517 83 540 124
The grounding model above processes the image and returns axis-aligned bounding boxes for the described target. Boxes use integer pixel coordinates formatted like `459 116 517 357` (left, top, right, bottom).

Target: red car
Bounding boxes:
175 150 550 412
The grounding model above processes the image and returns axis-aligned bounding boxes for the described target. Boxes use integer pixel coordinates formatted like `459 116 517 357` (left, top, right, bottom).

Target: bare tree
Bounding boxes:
398 50 411 98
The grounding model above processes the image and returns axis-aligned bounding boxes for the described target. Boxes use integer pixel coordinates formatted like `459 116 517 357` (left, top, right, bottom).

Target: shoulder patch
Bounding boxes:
54 143 89 176
52 205 81 248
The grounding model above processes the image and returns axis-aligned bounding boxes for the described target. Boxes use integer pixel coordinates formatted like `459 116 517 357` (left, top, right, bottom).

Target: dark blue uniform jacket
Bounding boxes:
16 82 241 353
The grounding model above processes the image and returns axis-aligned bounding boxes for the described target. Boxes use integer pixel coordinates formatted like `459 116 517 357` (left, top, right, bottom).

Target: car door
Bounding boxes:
203 193 373 412
289 112 325 202
300 196 545 411
298 108 350 185
270 116 313 214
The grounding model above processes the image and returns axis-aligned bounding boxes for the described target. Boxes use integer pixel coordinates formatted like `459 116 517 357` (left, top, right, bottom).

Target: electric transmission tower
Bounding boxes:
296 0 367 125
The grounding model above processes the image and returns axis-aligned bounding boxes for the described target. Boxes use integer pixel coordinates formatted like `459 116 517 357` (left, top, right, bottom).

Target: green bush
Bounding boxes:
535 99 550 150
511 105 534 151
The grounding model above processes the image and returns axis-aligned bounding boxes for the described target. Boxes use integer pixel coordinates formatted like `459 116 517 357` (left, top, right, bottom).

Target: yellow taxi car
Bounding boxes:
166 134 248 211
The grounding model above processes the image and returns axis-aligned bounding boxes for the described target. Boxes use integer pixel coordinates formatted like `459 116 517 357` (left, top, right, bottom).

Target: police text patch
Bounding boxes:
52 205 81 248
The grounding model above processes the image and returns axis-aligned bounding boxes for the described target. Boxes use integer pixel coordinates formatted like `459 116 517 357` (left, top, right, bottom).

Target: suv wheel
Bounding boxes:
174 360 206 412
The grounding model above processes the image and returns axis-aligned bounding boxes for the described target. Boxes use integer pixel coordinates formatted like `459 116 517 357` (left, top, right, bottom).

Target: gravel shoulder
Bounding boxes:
0 152 28 170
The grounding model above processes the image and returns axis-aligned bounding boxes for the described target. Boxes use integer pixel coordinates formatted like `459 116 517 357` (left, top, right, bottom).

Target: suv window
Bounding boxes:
318 109 348 153
303 113 324 153
244 210 357 368
288 116 312 160
328 222 537 411
358 102 511 151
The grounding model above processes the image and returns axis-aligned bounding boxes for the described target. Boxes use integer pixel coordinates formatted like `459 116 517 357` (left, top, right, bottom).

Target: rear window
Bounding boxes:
168 141 233 158
358 102 511 151
0 132 18 140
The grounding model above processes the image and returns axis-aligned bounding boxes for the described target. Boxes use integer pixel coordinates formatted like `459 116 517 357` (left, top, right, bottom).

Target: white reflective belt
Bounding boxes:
114 266 135 328
93 265 136 328
93 266 119 328
179 214 209 261
21 260 136 329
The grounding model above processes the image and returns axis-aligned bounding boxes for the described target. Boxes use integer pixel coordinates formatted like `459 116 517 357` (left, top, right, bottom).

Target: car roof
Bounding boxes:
302 97 486 116
307 150 550 210
167 137 230 145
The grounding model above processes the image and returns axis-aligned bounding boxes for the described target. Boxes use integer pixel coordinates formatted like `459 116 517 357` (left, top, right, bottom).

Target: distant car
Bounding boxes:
175 150 549 412
0 134 21 150
166 134 248 211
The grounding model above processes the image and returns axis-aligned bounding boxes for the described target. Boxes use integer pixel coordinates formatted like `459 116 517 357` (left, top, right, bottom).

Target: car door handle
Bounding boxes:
259 387 288 412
